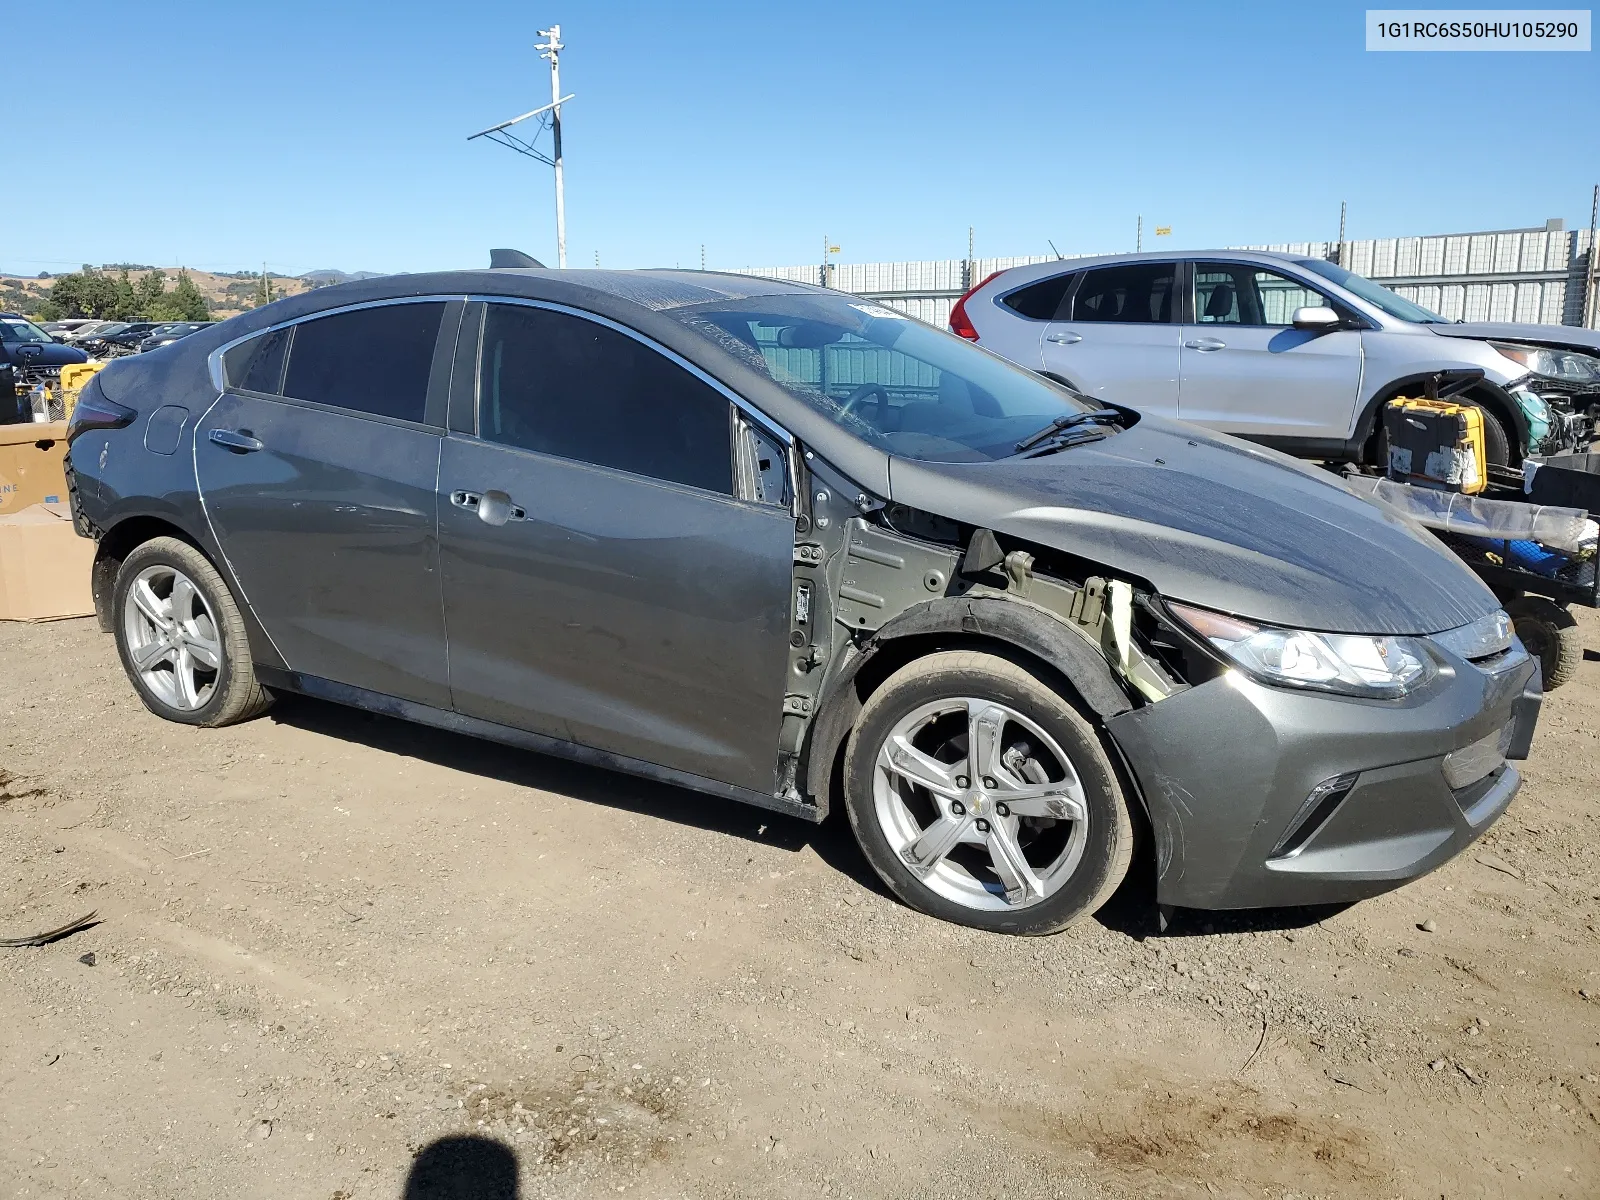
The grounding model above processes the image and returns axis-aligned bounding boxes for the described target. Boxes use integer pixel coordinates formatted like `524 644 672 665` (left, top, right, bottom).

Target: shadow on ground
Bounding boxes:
270 694 1351 944
403 1134 518 1200
1092 837 1352 941
266 693 886 894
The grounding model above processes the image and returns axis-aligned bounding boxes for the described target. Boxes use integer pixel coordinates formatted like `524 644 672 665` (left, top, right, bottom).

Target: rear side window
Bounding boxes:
281 302 446 423
479 303 733 495
223 328 290 394
1000 273 1074 320
1071 263 1176 323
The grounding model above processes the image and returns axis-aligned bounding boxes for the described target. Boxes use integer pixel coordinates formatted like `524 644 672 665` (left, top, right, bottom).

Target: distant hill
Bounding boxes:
0 266 391 319
299 269 388 285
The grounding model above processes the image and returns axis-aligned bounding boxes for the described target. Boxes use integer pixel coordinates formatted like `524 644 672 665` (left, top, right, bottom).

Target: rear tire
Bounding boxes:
112 536 273 726
1505 595 1581 690
1471 404 1512 467
842 650 1133 935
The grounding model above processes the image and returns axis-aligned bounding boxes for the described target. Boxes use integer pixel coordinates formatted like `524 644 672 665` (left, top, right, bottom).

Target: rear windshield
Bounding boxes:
669 295 1094 463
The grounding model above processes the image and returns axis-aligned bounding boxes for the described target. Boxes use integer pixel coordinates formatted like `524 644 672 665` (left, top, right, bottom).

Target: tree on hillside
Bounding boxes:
36 265 210 322
252 268 276 308
136 269 168 314
45 267 118 319
111 269 139 321
158 270 210 321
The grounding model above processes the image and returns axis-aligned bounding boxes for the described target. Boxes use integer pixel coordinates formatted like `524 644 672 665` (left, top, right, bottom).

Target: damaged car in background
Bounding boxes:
951 250 1600 466
64 268 1540 933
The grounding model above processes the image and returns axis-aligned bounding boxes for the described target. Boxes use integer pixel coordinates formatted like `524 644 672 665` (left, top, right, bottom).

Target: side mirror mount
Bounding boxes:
1292 306 1342 332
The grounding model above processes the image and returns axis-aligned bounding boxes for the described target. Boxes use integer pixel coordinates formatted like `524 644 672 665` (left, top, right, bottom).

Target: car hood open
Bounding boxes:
1429 322 1600 355
886 416 1500 636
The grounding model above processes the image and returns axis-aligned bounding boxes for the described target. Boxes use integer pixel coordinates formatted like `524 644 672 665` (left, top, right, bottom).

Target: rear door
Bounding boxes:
1039 261 1181 416
1177 261 1363 444
979 271 1076 367
195 299 460 706
437 301 795 795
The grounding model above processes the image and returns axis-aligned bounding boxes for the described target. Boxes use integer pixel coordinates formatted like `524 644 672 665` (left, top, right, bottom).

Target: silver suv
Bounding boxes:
953 251 1600 464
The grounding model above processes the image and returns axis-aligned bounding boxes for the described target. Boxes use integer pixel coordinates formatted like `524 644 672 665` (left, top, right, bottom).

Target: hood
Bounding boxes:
1430 322 1600 355
886 417 1499 636
2 341 89 367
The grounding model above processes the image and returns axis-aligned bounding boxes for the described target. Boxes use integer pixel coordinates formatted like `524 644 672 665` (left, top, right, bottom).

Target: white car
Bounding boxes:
951 250 1600 465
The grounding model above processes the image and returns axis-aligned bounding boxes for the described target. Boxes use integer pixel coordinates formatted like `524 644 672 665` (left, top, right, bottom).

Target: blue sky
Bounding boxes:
7 0 1597 276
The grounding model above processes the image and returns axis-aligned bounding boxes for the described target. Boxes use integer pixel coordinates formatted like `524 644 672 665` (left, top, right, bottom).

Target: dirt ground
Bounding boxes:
2 612 1597 1200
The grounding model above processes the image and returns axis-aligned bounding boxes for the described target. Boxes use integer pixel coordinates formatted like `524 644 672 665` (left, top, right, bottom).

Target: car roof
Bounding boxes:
447 267 827 308
983 248 1313 292
152 266 888 492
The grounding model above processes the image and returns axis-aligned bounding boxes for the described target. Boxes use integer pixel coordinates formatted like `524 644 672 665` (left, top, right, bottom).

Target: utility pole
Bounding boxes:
539 25 567 268
1337 200 1347 266
1136 215 1142 253
700 244 706 271
1585 184 1599 330
467 23 575 268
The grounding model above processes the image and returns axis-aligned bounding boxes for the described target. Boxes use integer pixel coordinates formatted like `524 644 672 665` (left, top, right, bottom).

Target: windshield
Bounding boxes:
0 317 57 344
670 296 1097 462
1295 259 1449 323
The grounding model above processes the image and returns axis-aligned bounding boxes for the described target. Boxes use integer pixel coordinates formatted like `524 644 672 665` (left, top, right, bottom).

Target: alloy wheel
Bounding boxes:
871 697 1089 911
123 565 223 712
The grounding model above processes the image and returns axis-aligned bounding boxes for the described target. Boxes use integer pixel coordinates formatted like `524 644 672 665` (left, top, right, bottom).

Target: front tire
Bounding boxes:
1505 595 1581 690
112 536 273 726
843 650 1134 935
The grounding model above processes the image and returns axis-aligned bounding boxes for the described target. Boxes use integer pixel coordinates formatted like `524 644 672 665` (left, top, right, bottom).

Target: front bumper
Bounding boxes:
1105 648 1540 910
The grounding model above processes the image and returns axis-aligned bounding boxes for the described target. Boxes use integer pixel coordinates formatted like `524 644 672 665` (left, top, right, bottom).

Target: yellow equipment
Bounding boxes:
1384 397 1488 495
55 362 108 421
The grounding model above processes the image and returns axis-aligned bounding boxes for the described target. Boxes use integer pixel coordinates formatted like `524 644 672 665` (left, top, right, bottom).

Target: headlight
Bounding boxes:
1490 342 1600 385
1169 602 1432 699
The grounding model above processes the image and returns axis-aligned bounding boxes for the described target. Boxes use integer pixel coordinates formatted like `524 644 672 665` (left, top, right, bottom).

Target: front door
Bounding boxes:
195 300 457 706
1039 261 1181 416
438 301 795 795
1178 261 1363 444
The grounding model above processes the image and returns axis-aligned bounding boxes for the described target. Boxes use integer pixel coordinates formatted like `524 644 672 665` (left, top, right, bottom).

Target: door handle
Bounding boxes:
452 488 525 527
1184 337 1227 352
208 428 264 452
1045 331 1082 345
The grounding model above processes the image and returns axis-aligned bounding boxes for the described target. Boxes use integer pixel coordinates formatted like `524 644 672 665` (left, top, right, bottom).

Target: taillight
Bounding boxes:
949 270 1002 341
66 386 136 443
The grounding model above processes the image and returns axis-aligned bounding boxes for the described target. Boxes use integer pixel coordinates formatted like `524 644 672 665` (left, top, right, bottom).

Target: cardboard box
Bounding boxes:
0 502 95 621
0 421 70 517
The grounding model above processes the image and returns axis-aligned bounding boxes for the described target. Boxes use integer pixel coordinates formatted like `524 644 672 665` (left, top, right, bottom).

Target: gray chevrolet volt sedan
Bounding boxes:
64 268 1542 934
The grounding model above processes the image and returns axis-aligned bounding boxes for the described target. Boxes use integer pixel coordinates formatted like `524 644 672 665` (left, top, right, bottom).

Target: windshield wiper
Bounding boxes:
1013 409 1121 453
1013 425 1112 458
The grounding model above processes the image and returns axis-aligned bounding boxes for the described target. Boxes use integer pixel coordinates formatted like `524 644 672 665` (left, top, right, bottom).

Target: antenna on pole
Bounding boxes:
467 22 573 268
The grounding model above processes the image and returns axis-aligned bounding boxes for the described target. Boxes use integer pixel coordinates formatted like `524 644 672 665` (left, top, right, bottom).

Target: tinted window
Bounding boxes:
223 328 290 394
1195 264 1333 326
479 304 733 495
1071 264 1175 323
1000 273 1074 320
282 302 445 423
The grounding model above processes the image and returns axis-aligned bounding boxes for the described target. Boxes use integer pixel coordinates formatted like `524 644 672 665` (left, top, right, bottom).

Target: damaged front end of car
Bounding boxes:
778 435 1538 919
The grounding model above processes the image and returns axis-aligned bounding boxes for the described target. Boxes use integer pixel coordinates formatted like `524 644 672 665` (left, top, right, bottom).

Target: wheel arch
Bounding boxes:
1356 371 1530 464
92 511 284 670
801 595 1135 808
